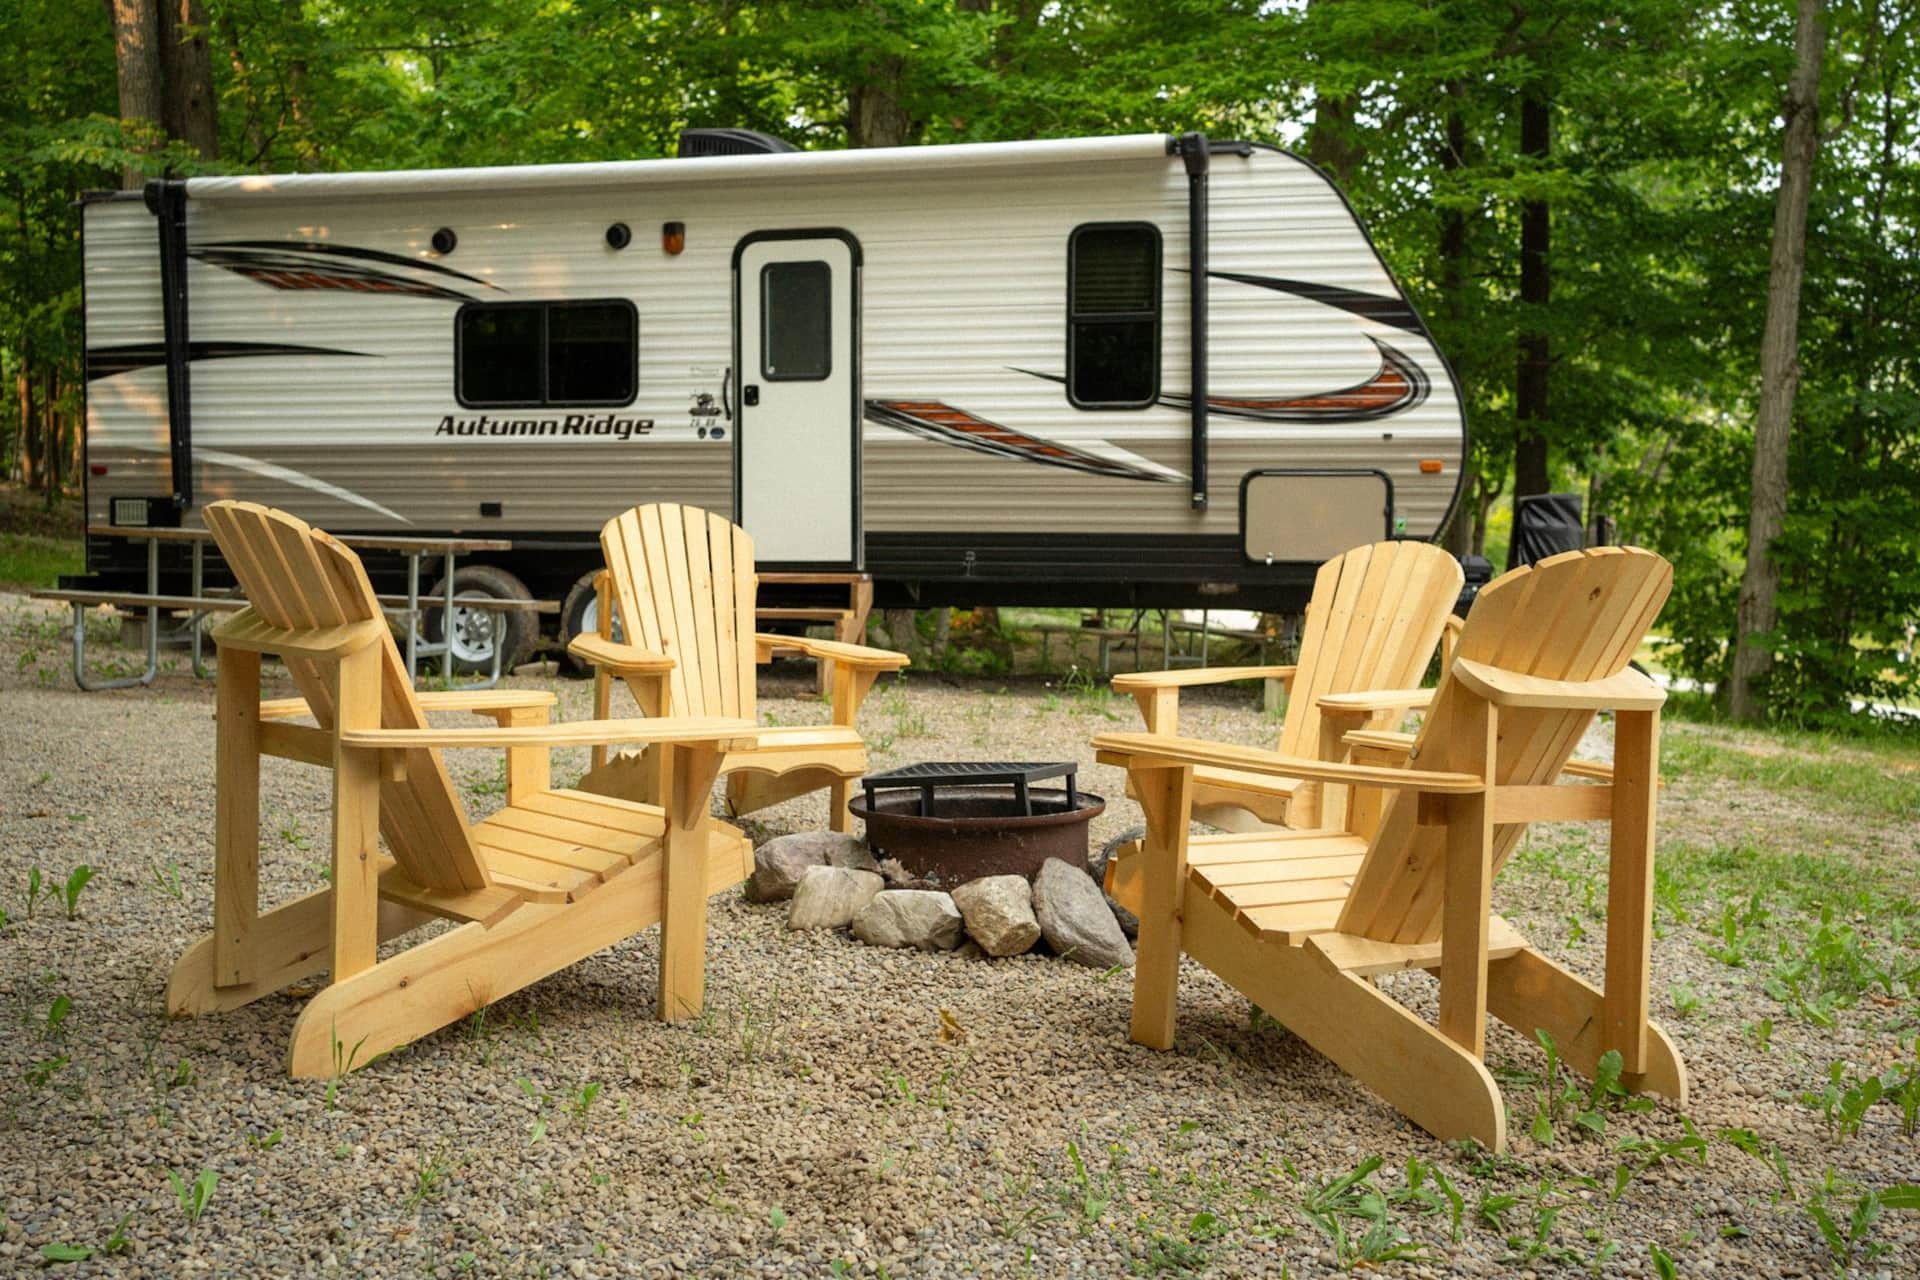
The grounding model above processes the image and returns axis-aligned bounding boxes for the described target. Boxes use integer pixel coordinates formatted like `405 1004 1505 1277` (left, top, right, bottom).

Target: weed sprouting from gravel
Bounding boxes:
165 1166 218 1230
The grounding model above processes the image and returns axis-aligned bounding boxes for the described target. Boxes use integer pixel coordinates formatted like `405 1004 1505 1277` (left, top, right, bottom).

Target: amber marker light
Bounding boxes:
662 221 686 255
1419 459 1445 474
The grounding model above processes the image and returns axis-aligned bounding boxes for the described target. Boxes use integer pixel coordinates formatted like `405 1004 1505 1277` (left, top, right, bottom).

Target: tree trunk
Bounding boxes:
1511 89 1551 508
160 0 219 160
110 0 165 188
15 367 36 490
1729 0 1827 722
1437 91 1472 560
1307 92 1365 186
848 57 913 147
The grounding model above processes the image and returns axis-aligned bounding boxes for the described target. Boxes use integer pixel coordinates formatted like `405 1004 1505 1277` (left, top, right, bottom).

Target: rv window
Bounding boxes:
1067 223 1160 409
761 260 832 381
456 300 636 407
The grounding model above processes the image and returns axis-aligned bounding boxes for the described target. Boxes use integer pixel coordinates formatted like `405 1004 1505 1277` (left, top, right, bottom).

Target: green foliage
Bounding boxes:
165 1166 218 1229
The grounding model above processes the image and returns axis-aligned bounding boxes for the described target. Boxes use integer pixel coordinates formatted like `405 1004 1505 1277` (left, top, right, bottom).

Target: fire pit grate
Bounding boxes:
861 760 1078 818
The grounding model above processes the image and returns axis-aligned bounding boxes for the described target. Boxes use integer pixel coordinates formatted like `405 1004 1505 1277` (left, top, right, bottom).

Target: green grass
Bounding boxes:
0 531 81 589
1661 727 1920 821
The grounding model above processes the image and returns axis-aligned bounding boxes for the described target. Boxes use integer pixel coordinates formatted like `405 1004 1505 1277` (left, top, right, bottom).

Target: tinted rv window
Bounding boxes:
456 300 636 407
761 260 832 381
1067 224 1160 409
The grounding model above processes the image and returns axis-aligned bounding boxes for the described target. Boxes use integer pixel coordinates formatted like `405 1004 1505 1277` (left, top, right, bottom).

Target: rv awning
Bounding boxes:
183 134 1179 203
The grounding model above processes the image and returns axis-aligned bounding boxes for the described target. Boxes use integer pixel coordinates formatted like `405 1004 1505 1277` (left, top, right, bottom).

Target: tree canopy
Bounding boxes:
3 0 1914 726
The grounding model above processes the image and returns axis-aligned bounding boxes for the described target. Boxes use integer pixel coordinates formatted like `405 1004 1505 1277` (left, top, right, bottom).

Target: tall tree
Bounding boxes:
1511 87 1551 515
1728 0 1826 722
160 0 218 160
109 0 164 187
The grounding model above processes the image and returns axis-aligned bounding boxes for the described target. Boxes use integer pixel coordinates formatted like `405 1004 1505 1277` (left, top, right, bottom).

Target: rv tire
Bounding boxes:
424 564 537 675
559 571 628 677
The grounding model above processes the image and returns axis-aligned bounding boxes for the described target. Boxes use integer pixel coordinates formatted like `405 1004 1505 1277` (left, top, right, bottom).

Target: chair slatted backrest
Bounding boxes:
1337 547 1672 944
203 501 491 892
600 504 757 720
1277 541 1464 757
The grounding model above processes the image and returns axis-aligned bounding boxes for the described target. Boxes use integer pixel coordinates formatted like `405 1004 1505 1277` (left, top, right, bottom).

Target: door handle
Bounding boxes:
742 384 760 407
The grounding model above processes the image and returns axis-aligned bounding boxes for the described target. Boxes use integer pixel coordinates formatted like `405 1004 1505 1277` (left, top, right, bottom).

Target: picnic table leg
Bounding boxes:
72 535 161 691
404 553 420 681
441 549 456 683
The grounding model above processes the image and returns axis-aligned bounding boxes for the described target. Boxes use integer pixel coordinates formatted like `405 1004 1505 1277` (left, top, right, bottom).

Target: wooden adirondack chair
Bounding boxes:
1114 540 1463 831
1095 547 1685 1151
165 502 760 1078
569 504 909 831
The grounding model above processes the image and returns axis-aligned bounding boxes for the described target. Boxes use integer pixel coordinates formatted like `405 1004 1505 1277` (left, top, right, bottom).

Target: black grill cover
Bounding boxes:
677 128 798 158
1507 493 1585 571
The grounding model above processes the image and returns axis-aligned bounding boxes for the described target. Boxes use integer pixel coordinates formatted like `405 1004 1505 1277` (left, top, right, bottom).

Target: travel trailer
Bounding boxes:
77 129 1466 665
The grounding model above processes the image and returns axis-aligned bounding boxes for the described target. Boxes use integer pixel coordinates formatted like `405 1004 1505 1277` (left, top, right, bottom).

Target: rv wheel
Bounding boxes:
424 564 537 675
559 571 624 676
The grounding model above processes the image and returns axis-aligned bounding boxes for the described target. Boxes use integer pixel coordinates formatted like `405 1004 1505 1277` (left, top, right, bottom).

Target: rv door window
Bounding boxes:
760 260 832 381
1067 223 1160 409
456 300 636 407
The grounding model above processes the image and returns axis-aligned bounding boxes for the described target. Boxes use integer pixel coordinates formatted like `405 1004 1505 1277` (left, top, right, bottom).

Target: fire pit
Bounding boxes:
847 761 1105 887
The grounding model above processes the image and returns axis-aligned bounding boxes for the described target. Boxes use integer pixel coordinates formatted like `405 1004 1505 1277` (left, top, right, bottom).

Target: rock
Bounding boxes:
786 867 883 929
747 832 871 902
826 842 882 875
851 890 964 950
950 875 1041 956
1087 826 1144 940
876 856 937 890
1032 858 1134 969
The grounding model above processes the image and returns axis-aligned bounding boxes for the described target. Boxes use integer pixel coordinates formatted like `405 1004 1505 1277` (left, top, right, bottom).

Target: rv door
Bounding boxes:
733 232 860 567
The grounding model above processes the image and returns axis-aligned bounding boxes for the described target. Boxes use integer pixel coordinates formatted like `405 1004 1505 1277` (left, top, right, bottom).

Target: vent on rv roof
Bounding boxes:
677 128 798 158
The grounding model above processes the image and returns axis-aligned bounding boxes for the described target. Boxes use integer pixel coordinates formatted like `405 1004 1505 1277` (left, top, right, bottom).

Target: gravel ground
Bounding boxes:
1 593 1915 1278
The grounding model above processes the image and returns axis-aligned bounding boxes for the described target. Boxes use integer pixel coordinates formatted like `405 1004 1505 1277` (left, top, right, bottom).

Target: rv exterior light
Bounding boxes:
662 221 685 255
90 464 108 477
605 222 632 250
1419 459 1445 474
431 227 458 255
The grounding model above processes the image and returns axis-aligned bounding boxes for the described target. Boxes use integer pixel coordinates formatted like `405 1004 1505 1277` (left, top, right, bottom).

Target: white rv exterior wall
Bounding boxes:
83 135 1463 571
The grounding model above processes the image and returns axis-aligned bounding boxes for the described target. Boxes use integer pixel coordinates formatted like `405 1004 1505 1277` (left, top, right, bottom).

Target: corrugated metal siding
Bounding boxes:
84 142 1463 552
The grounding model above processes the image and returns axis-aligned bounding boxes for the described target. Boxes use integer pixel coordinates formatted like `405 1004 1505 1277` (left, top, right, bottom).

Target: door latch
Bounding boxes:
742 384 760 407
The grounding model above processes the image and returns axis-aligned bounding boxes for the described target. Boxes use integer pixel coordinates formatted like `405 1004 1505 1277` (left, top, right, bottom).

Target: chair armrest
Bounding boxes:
1092 731 1482 793
1453 659 1666 711
566 633 676 675
340 716 757 752
1112 665 1296 692
754 633 910 671
258 689 557 722
1317 687 1434 715
1341 728 1621 784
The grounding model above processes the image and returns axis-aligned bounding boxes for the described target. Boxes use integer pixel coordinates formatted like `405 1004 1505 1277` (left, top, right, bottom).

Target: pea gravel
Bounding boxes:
1 595 1914 1278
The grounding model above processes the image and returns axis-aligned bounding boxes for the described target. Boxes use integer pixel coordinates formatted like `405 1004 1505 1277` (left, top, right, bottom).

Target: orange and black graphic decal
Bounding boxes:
191 241 504 302
864 400 1178 483
86 340 374 382
1160 336 1430 422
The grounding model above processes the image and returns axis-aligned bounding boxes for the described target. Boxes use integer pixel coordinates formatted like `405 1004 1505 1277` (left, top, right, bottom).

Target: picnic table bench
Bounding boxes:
33 524 544 691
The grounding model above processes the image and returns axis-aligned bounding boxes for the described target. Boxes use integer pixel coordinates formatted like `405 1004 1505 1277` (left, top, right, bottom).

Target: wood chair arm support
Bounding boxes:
258 689 558 722
1453 659 1666 712
1341 728 1621 784
212 610 386 660
341 716 758 753
566 633 677 675
1317 687 1435 716
753 633 910 671
1092 731 1483 794
1112 665 1297 692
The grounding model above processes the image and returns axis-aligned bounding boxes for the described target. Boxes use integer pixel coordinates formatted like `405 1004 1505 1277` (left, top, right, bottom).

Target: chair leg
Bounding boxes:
827 777 853 833
1486 948 1688 1105
169 889 431 1017
657 743 725 1022
1129 765 1194 1051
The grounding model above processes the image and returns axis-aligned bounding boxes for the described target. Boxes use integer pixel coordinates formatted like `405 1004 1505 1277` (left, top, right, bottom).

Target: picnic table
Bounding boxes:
35 525 519 691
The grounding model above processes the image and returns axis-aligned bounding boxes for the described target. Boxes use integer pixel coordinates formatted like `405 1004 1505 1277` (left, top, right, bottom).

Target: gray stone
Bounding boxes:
1032 858 1134 969
851 890 964 950
786 867 883 930
949 875 1041 957
1087 826 1144 940
746 832 871 902
827 843 882 875
876 857 938 890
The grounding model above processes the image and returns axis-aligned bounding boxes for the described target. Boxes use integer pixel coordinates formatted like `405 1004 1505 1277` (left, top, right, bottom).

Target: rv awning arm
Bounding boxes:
1177 132 1209 511
145 178 192 510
